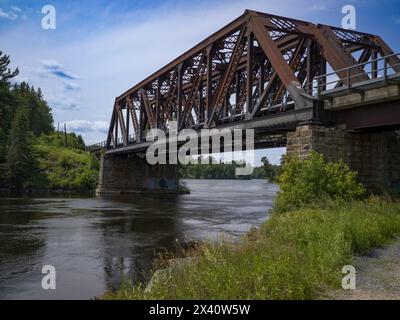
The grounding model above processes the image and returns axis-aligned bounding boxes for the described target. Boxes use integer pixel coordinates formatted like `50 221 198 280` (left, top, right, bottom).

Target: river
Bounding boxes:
0 179 277 300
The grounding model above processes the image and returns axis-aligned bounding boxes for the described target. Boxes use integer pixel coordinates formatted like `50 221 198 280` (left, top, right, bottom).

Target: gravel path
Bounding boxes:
329 239 400 300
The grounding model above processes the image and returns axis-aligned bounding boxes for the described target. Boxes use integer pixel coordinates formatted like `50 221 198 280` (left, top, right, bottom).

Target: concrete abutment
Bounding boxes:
96 154 178 195
287 125 400 192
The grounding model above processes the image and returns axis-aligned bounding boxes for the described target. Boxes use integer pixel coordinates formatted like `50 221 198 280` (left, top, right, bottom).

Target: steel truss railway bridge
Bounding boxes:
91 10 400 194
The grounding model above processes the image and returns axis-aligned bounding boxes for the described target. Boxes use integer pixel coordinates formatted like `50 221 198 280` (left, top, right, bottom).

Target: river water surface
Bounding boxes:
0 179 277 300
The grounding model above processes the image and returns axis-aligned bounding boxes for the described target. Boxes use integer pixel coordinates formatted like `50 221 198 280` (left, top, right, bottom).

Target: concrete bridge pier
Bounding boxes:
96 154 178 195
287 125 400 192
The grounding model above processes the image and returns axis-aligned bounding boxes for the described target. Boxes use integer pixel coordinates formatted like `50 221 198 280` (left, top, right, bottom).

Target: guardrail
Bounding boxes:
313 52 400 95
87 140 107 152
87 134 138 152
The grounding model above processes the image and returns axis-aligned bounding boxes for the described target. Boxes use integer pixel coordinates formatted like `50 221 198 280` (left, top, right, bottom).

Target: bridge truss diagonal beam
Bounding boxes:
104 9 398 150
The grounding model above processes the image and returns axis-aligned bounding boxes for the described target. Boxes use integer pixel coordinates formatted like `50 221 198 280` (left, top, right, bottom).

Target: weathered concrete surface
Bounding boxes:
287 125 400 192
96 154 178 195
325 84 400 110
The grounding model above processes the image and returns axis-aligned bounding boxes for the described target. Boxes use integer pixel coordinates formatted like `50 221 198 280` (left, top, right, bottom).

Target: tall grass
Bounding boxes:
104 197 400 300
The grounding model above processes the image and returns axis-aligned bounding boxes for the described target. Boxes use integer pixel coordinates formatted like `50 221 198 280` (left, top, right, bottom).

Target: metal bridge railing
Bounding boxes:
87 134 137 152
313 52 400 96
87 140 107 152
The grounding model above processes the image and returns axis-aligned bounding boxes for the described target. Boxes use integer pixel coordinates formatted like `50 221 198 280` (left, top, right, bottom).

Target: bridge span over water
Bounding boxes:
91 10 400 194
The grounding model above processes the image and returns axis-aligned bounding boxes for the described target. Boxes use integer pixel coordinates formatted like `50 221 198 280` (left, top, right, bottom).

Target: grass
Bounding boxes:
103 197 400 300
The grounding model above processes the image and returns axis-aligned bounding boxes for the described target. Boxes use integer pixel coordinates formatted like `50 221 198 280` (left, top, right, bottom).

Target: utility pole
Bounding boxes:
64 123 68 148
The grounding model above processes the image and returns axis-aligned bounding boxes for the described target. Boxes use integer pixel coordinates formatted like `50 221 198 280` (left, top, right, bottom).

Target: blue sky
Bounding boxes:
1 0 399 165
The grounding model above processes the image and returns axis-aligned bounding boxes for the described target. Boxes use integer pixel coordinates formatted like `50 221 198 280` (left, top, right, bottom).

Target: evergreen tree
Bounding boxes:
12 82 54 136
0 51 18 83
0 52 18 185
76 135 86 150
0 82 13 164
3 108 36 190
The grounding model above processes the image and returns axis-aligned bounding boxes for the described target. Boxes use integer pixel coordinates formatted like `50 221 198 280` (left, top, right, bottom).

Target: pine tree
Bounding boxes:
0 52 17 185
3 107 36 190
11 82 54 136
76 135 86 150
0 51 18 83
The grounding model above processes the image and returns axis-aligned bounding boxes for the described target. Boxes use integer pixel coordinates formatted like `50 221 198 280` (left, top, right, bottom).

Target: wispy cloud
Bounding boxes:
311 4 327 11
39 60 80 80
0 6 24 21
10 73 29 84
11 6 22 13
62 120 109 134
50 95 81 111
63 80 81 91
0 8 18 20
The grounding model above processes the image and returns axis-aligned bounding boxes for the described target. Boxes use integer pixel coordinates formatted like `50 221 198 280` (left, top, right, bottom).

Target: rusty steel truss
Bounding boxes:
105 9 400 149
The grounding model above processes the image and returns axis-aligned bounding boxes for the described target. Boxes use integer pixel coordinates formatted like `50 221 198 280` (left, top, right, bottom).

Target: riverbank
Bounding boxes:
103 197 400 300
0 188 96 195
0 134 99 193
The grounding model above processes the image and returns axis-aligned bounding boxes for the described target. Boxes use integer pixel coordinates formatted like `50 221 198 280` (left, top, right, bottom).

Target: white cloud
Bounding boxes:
51 97 81 111
38 60 80 80
41 59 63 69
62 120 109 134
311 4 327 11
0 7 20 20
0 8 16 20
10 73 29 84
93 121 109 133
63 81 81 91
11 6 22 13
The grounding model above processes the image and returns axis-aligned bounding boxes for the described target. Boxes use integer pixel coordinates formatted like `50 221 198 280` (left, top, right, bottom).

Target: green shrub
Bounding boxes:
274 152 365 212
36 132 86 151
33 141 99 191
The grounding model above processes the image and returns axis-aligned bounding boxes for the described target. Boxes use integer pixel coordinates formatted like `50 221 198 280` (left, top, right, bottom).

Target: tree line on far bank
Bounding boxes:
179 156 281 182
0 51 98 192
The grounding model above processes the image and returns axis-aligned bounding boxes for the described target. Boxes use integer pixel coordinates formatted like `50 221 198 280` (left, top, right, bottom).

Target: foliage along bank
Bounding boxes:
0 51 98 193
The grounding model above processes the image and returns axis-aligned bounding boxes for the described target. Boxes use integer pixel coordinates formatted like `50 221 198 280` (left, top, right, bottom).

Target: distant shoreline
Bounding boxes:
0 188 96 196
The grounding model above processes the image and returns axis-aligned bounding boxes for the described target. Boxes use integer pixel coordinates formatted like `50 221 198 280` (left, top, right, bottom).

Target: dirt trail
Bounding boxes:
330 239 400 300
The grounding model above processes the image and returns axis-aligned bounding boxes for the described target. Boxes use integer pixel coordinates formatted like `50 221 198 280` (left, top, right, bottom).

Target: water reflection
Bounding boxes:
96 194 183 287
0 180 277 299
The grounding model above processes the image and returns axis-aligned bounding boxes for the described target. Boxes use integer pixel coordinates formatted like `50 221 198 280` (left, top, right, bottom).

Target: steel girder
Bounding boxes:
106 9 398 149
